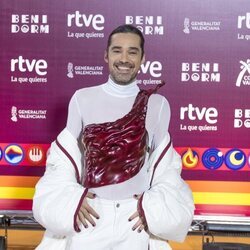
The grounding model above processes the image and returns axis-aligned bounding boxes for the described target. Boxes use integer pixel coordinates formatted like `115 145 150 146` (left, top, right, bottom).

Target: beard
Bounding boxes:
109 62 138 85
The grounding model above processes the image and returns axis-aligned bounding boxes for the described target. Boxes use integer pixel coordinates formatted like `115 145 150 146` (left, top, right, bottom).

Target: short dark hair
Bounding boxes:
107 24 145 58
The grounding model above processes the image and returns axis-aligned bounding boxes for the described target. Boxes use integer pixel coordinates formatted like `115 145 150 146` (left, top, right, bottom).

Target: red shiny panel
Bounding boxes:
81 90 151 188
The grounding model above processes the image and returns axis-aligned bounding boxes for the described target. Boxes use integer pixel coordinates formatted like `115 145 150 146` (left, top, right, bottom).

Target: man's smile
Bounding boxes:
115 63 134 73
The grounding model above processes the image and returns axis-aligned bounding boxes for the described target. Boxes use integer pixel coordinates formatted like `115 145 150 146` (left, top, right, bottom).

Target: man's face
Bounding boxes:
104 33 145 85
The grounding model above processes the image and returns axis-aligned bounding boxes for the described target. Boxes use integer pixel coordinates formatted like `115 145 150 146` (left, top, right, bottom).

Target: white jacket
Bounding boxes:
33 128 194 250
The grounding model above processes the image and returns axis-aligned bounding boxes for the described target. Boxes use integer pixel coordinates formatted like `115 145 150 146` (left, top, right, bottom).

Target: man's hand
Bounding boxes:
128 194 147 233
77 192 99 228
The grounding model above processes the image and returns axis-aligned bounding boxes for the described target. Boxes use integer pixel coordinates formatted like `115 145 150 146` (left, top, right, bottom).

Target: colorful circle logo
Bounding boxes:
182 148 199 168
225 148 246 170
27 146 44 164
4 144 24 165
202 148 224 170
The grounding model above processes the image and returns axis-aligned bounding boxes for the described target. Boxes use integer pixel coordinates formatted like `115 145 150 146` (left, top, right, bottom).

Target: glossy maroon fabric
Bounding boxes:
81 83 164 188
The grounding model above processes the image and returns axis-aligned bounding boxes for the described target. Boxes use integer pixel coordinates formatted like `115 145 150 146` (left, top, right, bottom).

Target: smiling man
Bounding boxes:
105 29 145 85
33 24 194 250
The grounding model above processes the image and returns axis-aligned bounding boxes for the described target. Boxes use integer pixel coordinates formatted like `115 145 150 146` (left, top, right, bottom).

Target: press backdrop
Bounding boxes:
0 0 249 219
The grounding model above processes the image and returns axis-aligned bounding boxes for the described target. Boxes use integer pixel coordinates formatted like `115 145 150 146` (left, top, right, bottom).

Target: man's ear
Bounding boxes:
104 50 108 63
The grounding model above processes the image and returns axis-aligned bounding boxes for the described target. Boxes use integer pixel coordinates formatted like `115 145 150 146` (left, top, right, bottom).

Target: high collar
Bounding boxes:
102 76 140 97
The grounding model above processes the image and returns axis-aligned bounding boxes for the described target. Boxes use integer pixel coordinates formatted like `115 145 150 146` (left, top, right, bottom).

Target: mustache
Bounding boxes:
115 62 134 68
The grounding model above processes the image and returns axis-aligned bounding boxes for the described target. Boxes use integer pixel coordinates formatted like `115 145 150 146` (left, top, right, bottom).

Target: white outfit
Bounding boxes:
33 78 194 250
68 197 150 250
66 77 170 200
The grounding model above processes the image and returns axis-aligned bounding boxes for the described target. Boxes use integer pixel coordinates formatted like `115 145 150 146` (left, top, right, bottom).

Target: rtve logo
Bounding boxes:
238 13 250 29
180 104 218 124
139 61 162 78
11 56 47 76
67 11 105 30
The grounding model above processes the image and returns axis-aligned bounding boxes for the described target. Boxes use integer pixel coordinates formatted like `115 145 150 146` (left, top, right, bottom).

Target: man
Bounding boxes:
33 24 194 250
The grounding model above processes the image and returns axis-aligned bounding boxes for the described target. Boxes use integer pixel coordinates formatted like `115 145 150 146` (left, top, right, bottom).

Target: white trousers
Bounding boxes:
67 197 150 250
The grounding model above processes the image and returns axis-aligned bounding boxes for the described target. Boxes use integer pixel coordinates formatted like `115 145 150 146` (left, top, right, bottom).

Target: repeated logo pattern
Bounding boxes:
0 0 249 214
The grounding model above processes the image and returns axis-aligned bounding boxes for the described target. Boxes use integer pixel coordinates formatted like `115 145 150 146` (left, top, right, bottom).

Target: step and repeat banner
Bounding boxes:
0 0 249 218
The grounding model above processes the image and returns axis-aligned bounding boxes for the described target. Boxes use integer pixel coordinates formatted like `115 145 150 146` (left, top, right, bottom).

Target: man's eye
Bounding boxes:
113 50 121 53
129 51 138 55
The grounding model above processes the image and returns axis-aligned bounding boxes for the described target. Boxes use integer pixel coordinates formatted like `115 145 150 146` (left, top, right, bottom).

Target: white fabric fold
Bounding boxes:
143 135 194 243
33 128 194 249
33 128 86 236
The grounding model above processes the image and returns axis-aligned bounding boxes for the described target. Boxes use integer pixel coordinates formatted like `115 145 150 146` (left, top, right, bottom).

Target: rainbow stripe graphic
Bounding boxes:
177 147 250 217
0 144 249 217
0 143 49 211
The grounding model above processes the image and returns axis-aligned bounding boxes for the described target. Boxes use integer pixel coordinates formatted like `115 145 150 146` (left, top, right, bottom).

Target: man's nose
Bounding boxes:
120 51 129 62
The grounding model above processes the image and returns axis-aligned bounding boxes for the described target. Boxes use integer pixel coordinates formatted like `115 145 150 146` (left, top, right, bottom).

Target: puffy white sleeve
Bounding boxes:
139 137 194 242
139 95 194 242
32 129 87 236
